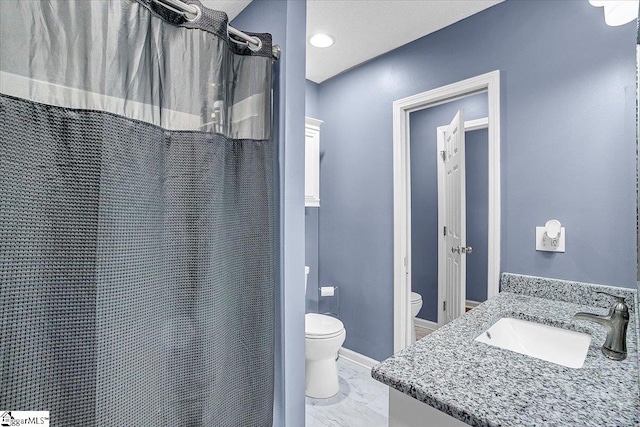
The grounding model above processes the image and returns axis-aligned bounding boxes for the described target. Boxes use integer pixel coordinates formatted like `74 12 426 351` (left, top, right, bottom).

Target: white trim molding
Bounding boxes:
463 117 489 131
338 347 380 369
393 70 501 353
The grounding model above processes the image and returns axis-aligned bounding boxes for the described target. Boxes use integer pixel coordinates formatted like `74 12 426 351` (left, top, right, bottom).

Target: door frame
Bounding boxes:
437 117 488 328
393 71 500 353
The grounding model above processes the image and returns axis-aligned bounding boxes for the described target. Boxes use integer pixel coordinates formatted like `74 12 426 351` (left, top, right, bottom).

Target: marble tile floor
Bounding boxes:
306 357 388 427
415 325 433 341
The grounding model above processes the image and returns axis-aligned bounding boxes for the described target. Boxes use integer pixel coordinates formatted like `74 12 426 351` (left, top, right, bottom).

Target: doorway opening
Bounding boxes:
392 71 501 352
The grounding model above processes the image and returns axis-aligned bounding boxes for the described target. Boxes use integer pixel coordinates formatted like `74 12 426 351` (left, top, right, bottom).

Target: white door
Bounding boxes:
443 110 466 324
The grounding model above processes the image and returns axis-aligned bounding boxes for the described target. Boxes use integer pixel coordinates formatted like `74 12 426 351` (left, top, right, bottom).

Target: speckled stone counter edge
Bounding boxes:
501 272 637 313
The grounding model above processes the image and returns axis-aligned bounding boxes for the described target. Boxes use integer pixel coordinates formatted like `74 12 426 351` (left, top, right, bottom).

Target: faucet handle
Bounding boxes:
595 291 628 312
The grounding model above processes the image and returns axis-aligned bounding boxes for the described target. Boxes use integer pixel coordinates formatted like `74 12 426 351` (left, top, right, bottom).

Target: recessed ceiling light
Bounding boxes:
309 34 335 48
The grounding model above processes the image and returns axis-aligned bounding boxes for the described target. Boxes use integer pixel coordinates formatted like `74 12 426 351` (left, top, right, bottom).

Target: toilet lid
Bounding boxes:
305 313 344 338
411 292 422 303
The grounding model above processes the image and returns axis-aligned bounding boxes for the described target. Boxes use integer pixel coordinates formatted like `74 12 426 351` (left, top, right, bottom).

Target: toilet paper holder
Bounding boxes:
318 286 340 318
320 286 336 297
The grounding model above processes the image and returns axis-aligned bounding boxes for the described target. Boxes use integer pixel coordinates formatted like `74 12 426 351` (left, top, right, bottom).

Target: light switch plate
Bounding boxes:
536 227 565 252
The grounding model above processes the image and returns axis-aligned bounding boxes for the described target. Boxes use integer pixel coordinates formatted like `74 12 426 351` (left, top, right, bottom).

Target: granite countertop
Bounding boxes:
372 274 640 427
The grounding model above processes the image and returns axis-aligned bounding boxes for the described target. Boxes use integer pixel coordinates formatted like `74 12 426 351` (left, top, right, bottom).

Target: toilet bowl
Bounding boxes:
305 313 346 398
411 292 423 343
304 266 346 398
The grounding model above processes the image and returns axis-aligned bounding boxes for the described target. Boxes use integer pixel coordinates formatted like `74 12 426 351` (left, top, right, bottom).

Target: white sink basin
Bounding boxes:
475 317 591 368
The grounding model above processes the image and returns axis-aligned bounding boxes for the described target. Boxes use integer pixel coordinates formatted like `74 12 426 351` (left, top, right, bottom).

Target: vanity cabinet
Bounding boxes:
305 117 322 207
389 388 466 427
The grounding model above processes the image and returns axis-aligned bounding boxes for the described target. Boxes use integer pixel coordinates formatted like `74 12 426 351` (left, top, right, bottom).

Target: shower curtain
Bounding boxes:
0 1 276 426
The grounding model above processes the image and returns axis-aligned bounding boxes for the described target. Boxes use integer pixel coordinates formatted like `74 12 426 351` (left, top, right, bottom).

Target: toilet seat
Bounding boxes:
305 313 344 339
411 292 423 303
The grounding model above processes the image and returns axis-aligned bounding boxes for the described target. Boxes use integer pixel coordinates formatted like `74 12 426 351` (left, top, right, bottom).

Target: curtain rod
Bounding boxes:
151 0 281 60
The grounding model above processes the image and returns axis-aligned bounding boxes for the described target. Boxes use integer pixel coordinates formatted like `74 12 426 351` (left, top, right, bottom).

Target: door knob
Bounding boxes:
462 246 473 254
451 246 460 254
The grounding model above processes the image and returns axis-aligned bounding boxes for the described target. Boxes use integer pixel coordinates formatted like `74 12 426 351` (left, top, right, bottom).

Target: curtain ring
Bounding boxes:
248 37 263 52
184 4 200 22
228 28 263 53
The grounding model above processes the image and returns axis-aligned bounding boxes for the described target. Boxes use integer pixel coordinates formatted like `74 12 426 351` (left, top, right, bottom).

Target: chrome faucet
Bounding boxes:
573 291 629 361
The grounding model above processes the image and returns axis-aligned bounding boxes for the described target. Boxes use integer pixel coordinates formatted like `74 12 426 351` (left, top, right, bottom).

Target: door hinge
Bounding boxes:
404 256 408 267
443 226 447 236
443 301 446 311
440 150 446 161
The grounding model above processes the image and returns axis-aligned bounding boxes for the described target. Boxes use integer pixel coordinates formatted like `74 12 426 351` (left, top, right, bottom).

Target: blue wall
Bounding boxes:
305 208 319 312
306 79 320 118
233 1 307 425
316 0 637 361
465 128 489 304
409 94 488 322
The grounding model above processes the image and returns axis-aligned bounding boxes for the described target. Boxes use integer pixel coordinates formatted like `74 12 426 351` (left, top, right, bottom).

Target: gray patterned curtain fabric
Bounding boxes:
0 1 275 426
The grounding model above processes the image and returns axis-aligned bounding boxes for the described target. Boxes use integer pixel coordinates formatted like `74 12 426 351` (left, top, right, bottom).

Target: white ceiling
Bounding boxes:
200 0 252 20
306 0 504 83
200 0 505 84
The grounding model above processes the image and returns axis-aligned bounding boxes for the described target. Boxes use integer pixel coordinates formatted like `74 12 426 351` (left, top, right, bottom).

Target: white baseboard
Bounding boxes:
413 317 438 333
338 347 380 369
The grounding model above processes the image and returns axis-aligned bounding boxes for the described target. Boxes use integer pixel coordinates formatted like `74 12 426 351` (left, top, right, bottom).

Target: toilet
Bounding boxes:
411 292 423 343
304 266 346 399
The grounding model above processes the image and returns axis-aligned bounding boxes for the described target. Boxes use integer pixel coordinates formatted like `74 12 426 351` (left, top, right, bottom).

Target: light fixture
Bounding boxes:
589 0 639 26
309 33 335 48
604 0 639 25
